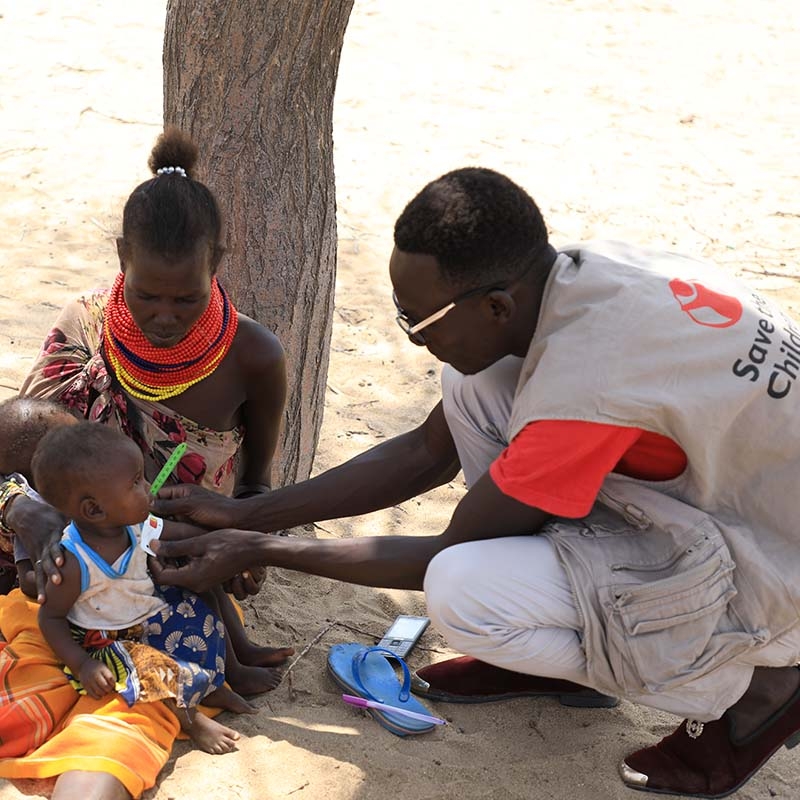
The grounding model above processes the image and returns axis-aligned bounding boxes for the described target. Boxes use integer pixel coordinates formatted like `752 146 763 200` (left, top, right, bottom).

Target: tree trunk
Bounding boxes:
163 0 353 485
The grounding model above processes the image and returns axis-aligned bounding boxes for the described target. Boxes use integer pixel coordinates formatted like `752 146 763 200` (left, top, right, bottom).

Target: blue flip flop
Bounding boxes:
327 643 437 736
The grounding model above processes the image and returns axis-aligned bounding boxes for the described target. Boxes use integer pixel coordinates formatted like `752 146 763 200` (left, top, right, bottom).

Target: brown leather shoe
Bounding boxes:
411 655 618 708
620 675 800 797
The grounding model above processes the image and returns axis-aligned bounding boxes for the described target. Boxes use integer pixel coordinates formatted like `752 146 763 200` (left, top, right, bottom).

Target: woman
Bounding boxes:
0 128 292 799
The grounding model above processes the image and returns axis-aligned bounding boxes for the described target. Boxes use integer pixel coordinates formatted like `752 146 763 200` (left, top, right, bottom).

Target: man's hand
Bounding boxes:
150 530 266 593
152 484 240 529
7 495 67 603
79 659 116 699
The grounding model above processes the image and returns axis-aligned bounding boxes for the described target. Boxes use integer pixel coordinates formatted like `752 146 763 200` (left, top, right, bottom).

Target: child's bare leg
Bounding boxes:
204 684 257 714
224 645 284 696
186 712 241 755
166 699 240 755
214 585 295 667
206 587 285 696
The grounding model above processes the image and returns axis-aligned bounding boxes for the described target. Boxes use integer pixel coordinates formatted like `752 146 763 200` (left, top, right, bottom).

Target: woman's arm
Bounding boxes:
0 476 29 556
234 316 287 495
4 492 67 602
19 293 103 406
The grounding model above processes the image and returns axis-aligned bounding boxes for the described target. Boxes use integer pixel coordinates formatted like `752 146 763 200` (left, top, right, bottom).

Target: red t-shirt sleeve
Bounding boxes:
489 420 686 518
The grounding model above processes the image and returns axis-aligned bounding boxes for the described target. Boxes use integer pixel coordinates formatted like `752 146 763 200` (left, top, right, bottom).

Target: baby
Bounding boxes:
33 421 253 754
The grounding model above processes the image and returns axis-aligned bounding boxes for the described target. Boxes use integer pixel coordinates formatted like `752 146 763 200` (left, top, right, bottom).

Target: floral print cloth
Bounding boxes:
20 289 243 495
64 585 226 709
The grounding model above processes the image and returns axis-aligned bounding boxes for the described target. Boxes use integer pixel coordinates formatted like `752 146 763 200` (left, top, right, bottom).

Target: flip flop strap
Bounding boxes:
351 646 412 703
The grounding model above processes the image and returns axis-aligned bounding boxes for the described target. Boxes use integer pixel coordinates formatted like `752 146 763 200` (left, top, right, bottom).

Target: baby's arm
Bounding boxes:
38 553 115 698
161 519 208 542
158 518 266 599
147 519 208 582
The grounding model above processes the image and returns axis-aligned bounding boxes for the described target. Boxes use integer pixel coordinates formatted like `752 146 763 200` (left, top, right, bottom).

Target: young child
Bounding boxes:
0 397 78 596
32 421 253 754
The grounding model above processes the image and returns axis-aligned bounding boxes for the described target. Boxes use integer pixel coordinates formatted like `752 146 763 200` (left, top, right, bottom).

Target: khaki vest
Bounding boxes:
509 241 800 696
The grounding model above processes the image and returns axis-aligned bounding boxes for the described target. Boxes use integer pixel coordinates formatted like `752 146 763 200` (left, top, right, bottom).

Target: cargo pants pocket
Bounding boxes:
604 532 739 694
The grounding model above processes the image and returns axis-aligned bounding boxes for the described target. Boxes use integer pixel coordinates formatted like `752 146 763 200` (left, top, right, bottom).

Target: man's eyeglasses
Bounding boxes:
393 282 504 346
393 255 543 345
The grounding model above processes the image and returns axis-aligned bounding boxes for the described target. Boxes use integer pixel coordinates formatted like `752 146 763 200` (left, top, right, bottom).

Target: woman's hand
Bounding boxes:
6 495 67 603
152 484 241 529
223 564 267 600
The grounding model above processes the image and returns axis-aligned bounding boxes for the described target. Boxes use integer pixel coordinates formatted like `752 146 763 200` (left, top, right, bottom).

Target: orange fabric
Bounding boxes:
0 590 179 798
490 420 687 518
0 593 80 759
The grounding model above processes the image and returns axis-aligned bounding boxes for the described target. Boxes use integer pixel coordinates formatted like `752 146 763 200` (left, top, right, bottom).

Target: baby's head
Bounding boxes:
32 423 151 527
0 397 78 482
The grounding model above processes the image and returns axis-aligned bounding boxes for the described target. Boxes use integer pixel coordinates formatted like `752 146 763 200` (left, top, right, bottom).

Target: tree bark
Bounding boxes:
163 0 353 485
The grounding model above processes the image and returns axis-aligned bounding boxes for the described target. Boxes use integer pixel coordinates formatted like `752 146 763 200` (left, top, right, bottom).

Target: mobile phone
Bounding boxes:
377 615 430 659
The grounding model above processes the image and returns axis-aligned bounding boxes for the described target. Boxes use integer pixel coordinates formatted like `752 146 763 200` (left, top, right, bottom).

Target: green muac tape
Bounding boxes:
149 442 188 496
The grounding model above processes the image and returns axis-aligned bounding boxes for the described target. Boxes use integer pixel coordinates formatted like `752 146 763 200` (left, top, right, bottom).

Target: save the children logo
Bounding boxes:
669 278 743 328
669 279 799 399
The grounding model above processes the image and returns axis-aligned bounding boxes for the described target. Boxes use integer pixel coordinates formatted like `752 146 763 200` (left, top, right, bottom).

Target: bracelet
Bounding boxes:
0 476 28 553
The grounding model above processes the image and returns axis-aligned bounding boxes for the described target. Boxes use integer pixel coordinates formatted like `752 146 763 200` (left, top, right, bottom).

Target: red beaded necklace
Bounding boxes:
102 271 239 401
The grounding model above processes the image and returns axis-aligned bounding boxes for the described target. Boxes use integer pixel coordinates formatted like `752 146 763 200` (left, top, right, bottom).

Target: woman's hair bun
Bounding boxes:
147 126 199 179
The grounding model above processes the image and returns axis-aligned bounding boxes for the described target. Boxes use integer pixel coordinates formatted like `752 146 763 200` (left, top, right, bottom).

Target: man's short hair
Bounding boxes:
394 167 549 287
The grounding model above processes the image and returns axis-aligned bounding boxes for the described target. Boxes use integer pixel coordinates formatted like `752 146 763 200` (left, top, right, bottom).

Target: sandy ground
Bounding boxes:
2 1 800 798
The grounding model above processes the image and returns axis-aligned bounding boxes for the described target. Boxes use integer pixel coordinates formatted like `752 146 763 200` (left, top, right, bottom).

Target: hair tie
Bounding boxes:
156 166 187 178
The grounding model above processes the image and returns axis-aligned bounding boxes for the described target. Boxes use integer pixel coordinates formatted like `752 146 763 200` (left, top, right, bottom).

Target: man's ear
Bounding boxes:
79 496 106 523
486 289 516 322
116 237 130 274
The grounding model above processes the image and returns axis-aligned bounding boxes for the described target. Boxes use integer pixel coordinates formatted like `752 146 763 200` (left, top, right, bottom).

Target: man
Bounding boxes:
152 168 800 797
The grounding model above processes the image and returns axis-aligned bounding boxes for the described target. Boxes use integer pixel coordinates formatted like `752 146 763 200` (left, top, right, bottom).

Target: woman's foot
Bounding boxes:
235 642 295 668
203 684 257 714
226 661 283 696
187 713 241 755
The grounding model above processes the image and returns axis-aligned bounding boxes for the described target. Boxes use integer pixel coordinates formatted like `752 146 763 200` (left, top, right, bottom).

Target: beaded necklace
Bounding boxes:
102 271 239 402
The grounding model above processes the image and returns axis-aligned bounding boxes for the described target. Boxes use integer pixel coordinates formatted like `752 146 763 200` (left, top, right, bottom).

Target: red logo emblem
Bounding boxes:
669 279 742 328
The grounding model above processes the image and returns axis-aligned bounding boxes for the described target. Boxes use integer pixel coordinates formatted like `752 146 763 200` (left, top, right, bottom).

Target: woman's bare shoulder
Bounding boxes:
232 313 285 372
